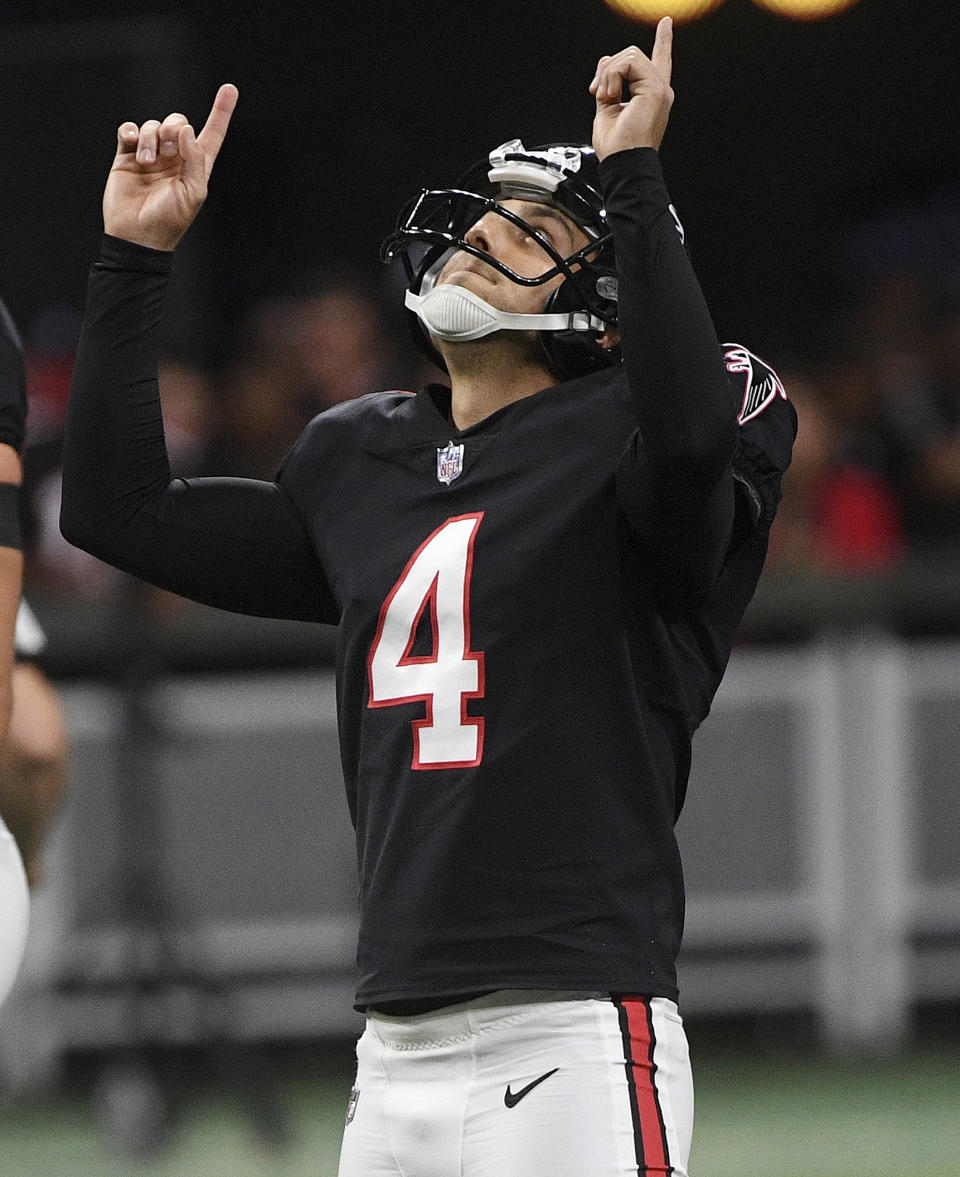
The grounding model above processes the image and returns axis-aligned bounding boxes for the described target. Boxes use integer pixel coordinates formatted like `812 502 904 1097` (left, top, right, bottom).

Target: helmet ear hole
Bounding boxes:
538 281 619 381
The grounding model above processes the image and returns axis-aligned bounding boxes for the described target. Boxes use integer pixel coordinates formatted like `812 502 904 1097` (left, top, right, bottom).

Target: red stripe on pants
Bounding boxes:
619 996 671 1175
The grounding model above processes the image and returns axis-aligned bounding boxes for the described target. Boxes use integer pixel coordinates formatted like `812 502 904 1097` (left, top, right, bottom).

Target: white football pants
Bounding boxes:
0 815 30 1007
338 990 693 1177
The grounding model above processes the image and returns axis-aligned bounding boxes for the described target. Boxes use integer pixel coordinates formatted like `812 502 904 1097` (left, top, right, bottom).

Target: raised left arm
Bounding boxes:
591 27 739 598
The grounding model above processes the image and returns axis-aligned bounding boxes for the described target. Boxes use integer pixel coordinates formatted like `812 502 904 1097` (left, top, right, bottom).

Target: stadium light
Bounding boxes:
602 0 725 23
752 0 861 16
602 0 861 20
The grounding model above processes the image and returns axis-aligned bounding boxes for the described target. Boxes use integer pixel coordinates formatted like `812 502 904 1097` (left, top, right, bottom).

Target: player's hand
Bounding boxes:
102 83 239 252
589 18 674 161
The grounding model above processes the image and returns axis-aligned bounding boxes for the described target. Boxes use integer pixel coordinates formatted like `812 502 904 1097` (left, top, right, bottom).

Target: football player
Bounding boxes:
0 599 69 890
0 297 31 1009
60 20 796 1175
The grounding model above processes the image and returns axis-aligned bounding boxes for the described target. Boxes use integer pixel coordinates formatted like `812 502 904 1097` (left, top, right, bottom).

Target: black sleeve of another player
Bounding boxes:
0 297 27 454
599 148 739 598
60 236 338 623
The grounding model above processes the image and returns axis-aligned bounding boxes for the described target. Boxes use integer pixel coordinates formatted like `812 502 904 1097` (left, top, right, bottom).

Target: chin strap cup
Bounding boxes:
405 286 604 343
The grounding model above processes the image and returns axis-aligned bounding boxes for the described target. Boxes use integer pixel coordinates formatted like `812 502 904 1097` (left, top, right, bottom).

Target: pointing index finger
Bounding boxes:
651 16 673 86
196 83 239 163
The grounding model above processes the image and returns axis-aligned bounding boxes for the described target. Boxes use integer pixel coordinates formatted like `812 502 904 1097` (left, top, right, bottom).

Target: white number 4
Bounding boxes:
367 513 485 770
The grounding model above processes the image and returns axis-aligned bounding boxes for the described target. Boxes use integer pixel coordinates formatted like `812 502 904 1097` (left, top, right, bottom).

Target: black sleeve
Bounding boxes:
0 297 27 454
666 386 797 738
601 148 739 597
60 236 338 623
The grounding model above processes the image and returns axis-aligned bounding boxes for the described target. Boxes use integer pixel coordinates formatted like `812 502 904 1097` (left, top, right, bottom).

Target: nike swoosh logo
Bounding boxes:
503 1068 559 1108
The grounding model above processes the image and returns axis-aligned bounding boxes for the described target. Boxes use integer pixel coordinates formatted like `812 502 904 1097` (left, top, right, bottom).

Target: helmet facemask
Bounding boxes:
381 140 620 381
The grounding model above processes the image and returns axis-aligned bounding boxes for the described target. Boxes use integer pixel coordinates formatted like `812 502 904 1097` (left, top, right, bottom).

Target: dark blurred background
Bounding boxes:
1 0 957 363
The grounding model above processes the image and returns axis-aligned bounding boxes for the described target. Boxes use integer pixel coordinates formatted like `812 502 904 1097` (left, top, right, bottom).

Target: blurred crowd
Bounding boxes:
771 270 960 574
13 251 960 611
19 268 436 604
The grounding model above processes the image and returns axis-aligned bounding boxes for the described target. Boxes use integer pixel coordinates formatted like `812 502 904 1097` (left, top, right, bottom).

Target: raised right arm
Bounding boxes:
60 239 336 621
60 88 338 623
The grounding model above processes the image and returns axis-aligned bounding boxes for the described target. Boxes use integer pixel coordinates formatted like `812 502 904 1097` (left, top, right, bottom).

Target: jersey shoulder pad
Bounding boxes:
277 389 415 481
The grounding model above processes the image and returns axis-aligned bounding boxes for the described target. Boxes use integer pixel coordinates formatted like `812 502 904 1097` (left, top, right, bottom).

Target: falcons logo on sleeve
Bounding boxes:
724 344 788 425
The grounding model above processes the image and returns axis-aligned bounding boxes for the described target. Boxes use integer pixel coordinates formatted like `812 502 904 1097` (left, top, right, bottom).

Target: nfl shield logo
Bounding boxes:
437 440 464 485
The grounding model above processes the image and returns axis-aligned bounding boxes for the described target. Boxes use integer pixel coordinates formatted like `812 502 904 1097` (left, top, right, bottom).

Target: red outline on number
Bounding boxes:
367 512 485 771
398 574 440 666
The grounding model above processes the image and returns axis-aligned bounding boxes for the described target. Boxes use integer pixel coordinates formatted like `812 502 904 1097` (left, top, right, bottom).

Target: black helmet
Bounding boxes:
381 139 619 381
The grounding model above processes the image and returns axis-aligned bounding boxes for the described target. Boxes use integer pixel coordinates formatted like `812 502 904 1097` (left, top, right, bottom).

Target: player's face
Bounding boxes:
436 199 590 315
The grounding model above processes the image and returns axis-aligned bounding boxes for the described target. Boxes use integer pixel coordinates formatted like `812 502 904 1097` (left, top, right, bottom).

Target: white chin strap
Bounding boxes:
406 285 605 342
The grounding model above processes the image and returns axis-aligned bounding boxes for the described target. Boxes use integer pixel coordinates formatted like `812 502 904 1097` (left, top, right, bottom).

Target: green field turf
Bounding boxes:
1 1044 959 1176
690 1049 960 1177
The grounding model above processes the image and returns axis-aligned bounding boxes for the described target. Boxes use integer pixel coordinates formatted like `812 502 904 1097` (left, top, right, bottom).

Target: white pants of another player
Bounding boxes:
0 815 30 1007
338 990 693 1177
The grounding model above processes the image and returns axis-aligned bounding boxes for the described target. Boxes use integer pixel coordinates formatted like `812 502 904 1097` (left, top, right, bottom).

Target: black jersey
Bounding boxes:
61 149 796 1007
275 369 790 1005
